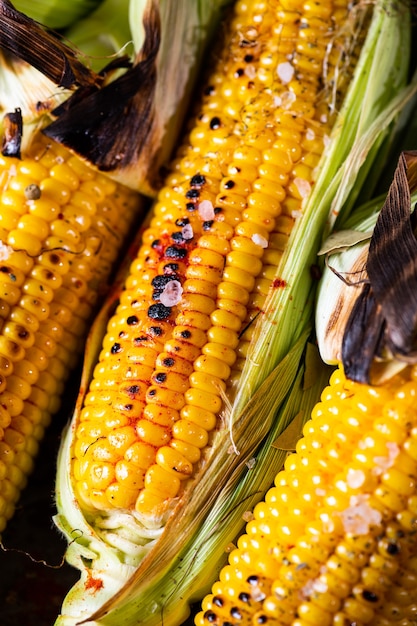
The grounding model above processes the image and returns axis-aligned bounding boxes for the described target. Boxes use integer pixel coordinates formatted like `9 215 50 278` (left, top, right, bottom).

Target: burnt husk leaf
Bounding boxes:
1 107 22 157
341 284 385 382
42 0 160 178
0 0 98 89
342 151 417 382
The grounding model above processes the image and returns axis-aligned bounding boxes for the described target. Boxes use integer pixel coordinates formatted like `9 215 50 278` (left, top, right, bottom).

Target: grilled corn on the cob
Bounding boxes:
0 130 140 532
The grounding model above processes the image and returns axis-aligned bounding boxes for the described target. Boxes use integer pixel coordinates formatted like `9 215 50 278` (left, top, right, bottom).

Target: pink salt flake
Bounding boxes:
338 495 382 535
346 468 366 488
181 223 194 240
373 442 400 475
277 61 294 84
251 233 268 248
300 577 328 599
0 241 13 261
294 177 312 199
198 199 215 221
245 64 256 79
281 91 296 109
159 280 183 307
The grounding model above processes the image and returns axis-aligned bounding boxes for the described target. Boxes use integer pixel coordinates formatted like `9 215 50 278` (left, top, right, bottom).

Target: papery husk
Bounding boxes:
317 149 417 385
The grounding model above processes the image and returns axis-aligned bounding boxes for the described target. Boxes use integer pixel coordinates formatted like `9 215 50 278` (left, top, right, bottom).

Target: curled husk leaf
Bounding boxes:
316 151 417 385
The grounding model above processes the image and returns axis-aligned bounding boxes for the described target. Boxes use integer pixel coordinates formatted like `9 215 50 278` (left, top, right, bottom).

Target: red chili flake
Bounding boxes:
272 278 287 288
85 572 104 593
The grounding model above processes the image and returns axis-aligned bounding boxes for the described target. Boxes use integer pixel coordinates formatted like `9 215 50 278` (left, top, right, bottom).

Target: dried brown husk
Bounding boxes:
342 150 417 382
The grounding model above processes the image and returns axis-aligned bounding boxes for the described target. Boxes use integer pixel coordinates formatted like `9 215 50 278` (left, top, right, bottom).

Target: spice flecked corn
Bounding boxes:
196 364 417 626
0 132 139 531
70 0 366 524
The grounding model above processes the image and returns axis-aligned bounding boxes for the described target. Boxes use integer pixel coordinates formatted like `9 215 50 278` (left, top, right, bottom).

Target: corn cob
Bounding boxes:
70 0 365 523
195 363 417 626
0 130 140 532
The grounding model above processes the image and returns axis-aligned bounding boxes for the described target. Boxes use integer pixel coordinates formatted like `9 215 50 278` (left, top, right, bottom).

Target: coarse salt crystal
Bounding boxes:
306 128 315 140
0 241 13 261
291 209 303 219
198 199 215 221
242 510 255 522
273 95 283 107
159 280 183 307
339 494 382 535
373 442 400 475
323 134 331 148
251 233 268 248
245 64 256 79
346 468 366 488
277 61 294 84
181 223 194 240
293 177 312 199
320 114 328 123
281 91 296 109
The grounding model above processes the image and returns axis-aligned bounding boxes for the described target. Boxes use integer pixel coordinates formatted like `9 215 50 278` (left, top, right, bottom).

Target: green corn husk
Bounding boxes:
53 1 416 624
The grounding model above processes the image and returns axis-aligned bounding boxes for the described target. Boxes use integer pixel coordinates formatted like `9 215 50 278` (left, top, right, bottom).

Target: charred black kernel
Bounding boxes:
118 331 126 338
203 220 214 230
203 612 217 623
186 202 197 211
154 372 167 383
148 389 157 397
230 607 242 619
134 335 148 344
175 217 189 226
17 327 29 339
127 315 139 325
238 592 250 603
386 542 400 555
362 590 379 603
171 231 185 242
204 85 215 95
149 326 163 336
247 575 259 585
162 357 175 367
244 54 254 62
151 239 160 248
214 207 222 214
224 180 235 189
163 262 179 273
148 303 171 320
0 266 9 273
256 617 268 624
127 385 140 394
190 173 206 187
234 67 244 77
165 245 188 259
124 404 133 411
110 342 122 354
180 329 192 338
152 274 179 289
186 188 200 200
210 116 221 130
212 596 224 607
